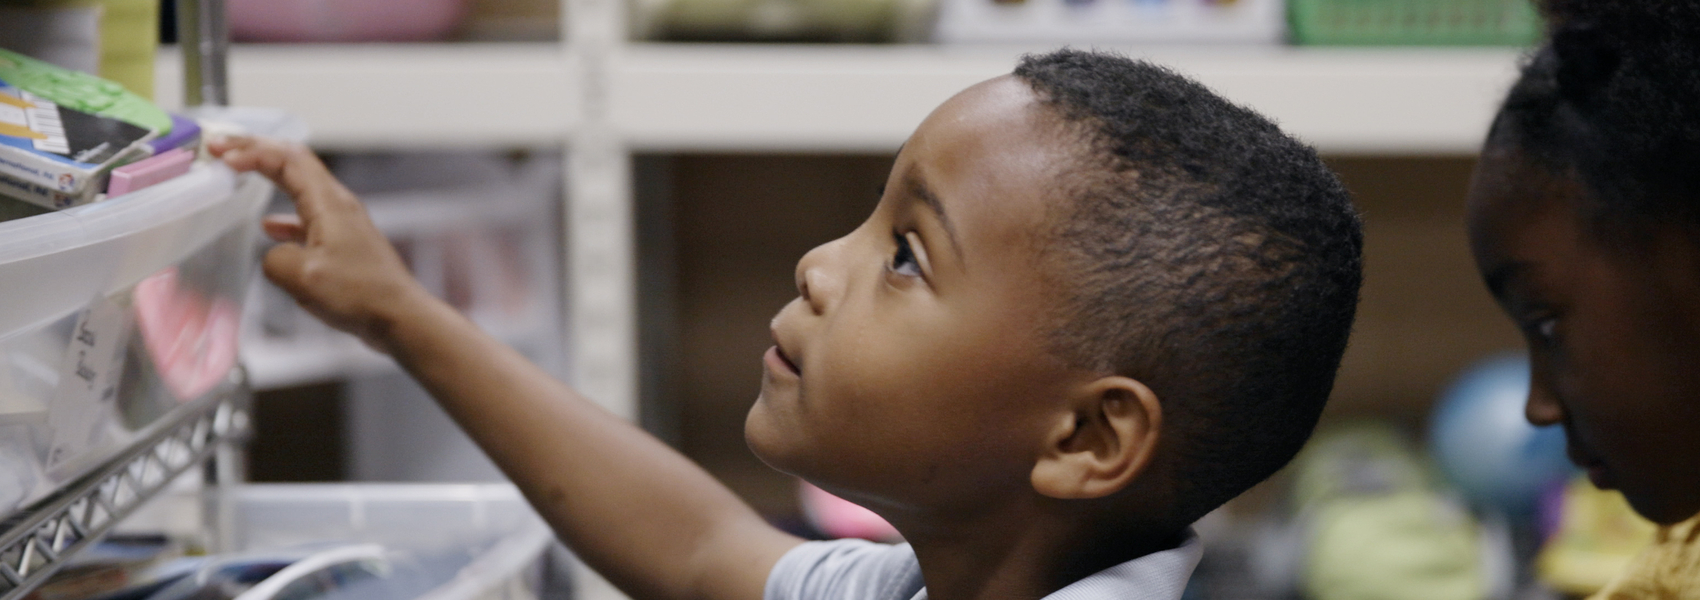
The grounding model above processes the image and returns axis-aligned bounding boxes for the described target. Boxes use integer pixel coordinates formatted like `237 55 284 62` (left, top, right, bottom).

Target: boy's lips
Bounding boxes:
766 332 802 377
765 346 801 377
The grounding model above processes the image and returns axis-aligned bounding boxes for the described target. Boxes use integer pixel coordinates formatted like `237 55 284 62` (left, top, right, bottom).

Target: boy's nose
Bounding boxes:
1524 366 1564 427
794 238 845 315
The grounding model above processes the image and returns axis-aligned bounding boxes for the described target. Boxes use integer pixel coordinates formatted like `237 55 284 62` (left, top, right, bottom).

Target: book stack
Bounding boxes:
0 47 200 215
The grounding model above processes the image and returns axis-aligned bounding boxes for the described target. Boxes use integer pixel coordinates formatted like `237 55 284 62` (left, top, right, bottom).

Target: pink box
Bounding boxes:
108 148 194 197
228 0 469 42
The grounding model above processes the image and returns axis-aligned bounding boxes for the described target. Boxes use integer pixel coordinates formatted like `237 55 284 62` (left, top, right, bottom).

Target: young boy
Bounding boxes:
219 49 1361 600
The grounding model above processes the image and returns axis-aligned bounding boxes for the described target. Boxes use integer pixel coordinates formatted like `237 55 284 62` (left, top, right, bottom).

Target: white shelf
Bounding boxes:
241 328 557 391
155 44 577 149
162 43 1525 154
615 45 1524 154
241 338 398 390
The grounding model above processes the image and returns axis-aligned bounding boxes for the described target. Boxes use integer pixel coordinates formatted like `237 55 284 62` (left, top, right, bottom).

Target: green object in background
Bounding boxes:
0 45 169 133
0 195 52 223
1307 493 1487 600
634 0 933 42
1291 422 1433 509
1289 423 1489 600
1290 0 1543 46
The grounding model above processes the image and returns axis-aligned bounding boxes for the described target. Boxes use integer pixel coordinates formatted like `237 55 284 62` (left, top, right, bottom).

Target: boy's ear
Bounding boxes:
1030 376 1162 500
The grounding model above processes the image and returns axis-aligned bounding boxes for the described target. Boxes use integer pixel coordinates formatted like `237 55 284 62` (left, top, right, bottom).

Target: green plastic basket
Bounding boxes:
1290 0 1543 46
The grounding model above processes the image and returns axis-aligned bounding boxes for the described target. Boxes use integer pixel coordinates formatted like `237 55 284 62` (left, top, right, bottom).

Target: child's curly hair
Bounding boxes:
1491 0 1700 228
1014 50 1363 528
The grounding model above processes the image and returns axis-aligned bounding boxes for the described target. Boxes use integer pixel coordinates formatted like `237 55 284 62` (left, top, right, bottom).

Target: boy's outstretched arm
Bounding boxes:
214 137 803 600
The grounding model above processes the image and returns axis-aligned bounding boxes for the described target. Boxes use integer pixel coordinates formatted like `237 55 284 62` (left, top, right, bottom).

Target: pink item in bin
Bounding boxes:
228 0 469 42
134 268 241 401
107 149 194 196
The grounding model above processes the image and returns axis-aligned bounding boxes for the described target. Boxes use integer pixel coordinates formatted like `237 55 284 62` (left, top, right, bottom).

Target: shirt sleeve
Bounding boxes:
764 539 925 600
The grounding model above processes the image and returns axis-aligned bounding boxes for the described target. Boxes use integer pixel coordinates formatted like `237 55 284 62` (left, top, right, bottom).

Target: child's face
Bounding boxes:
1467 147 1700 524
744 76 1090 517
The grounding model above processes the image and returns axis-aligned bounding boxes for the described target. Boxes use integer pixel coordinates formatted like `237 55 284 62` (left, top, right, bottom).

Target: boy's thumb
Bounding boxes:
262 243 312 300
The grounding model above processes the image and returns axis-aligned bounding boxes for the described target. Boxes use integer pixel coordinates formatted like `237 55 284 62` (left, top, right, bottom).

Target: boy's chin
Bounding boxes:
746 390 849 488
743 396 802 476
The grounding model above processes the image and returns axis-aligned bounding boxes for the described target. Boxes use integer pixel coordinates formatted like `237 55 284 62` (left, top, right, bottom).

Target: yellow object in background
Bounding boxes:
462 0 559 40
98 0 159 100
0 0 157 100
1538 477 1659 596
1586 515 1700 600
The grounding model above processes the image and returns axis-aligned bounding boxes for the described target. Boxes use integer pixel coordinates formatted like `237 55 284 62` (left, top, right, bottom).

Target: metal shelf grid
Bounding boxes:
0 3 240 597
0 380 250 600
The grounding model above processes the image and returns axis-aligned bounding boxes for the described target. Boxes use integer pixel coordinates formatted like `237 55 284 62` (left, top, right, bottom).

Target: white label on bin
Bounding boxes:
45 295 133 470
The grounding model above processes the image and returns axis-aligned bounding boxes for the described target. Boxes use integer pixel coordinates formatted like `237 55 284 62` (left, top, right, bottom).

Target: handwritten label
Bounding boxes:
44 295 133 471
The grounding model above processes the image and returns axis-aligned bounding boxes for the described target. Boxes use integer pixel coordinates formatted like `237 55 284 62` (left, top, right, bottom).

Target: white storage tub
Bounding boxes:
0 162 272 518
214 484 559 600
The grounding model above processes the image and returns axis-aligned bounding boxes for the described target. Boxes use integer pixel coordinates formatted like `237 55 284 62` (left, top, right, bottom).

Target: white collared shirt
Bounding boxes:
765 529 1202 600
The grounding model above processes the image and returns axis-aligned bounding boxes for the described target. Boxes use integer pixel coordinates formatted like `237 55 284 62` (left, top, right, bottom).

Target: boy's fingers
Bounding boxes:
261 242 311 298
205 134 253 157
261 213 306 243
215 137 363 229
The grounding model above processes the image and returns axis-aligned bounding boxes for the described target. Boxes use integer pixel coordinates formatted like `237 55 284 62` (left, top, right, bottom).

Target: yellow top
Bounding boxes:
1592 515 1700 600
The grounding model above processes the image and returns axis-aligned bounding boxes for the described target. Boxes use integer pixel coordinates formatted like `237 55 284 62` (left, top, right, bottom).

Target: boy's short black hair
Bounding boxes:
1013 49 1363 527
1489 0 1700 228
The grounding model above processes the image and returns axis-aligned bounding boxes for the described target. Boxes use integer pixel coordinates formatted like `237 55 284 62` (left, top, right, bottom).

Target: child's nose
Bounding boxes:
1524 366 1564 427
794 239 845 315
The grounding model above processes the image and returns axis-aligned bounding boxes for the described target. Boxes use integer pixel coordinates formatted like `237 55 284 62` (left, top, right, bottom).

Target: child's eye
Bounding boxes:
889 232 922 277
1525 316 1560 346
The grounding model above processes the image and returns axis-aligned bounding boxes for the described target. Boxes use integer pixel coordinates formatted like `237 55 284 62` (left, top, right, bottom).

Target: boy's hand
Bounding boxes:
212 136 431 351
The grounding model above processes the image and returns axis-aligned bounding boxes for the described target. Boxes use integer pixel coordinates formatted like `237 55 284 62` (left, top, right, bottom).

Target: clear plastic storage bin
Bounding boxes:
214 484 559 600
0 163 272 519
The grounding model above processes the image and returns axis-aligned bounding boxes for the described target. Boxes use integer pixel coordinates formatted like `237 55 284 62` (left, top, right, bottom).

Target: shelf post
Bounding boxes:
564 0 638 598
564 0 636 420
175 0 228 106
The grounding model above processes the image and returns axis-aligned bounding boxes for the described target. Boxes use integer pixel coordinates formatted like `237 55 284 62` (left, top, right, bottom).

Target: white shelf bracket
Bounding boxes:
565 0 637 419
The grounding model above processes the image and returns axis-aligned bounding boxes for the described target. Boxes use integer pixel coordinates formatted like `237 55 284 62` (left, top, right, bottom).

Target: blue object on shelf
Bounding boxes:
1429 354 1576 517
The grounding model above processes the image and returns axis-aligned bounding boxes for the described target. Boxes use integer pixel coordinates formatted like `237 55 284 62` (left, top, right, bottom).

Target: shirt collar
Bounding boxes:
1042 529 1202 600
910 528 1203 600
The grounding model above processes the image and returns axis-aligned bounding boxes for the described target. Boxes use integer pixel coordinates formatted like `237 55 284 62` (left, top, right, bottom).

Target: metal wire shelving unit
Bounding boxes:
0 3 242 598
0 379 250 600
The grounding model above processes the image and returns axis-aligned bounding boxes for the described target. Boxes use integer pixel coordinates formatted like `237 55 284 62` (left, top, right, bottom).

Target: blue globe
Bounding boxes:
1429 354 1574 516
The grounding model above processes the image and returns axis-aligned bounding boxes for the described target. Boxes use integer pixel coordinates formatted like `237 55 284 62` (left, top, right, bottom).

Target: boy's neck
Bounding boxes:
896 503 1184 600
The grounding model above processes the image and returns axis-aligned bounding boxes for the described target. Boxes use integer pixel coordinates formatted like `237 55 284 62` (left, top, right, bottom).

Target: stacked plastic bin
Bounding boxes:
0 146 558 600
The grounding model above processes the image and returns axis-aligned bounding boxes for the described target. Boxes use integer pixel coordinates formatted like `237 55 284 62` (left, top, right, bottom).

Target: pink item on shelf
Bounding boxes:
107 148 194 196
133 268 241 402
800 481 902 542
228 0 470 42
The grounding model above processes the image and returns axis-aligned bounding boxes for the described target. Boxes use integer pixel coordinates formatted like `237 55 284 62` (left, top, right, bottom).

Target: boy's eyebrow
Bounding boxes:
904 170 964 262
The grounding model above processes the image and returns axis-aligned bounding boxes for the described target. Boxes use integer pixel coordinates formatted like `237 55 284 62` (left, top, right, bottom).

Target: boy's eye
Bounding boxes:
1525 316 1560 346
889 232 922 277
